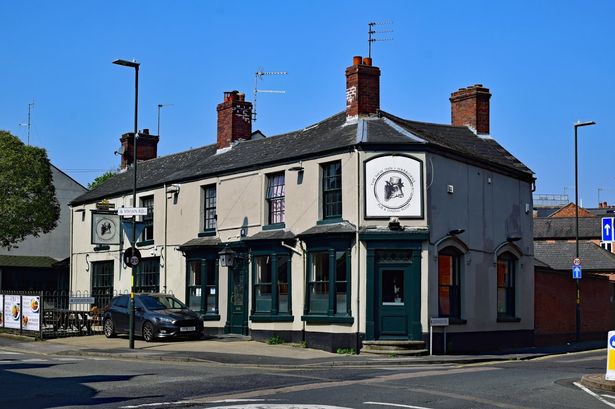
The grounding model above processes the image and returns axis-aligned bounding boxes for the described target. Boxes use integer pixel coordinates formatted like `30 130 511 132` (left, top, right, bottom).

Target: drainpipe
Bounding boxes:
164 183 168 293
354 146 361 353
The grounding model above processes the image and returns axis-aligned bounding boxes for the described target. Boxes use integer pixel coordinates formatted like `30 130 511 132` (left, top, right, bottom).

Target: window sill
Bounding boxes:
198 230 216 237
136 240 154 247
316 218 343 226
497 316 521 323
201 314 221 321
301 315 354 324
262 223 286 231
250 314 294 322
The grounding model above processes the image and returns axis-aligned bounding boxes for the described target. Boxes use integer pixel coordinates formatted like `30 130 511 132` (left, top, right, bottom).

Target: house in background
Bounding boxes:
533 204 615 344
0 165 86 291
70 56 535 353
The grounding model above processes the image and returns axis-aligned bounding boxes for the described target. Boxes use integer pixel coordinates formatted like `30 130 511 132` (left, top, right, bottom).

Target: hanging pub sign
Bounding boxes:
365 155 423 218
96 199 115 211
91 213 121 245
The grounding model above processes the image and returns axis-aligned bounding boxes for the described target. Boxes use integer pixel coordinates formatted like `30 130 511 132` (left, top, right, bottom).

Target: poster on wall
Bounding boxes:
91 212 121 245
21 296 40 332
4 295 20 329
365 155 424 218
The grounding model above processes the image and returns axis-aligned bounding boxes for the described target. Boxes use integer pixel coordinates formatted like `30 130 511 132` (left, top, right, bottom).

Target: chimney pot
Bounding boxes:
346 56 381 118
217 91 253 149
450 84 492 134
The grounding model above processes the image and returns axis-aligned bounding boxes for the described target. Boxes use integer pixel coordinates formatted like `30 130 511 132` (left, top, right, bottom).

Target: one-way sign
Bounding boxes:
603 217 614 242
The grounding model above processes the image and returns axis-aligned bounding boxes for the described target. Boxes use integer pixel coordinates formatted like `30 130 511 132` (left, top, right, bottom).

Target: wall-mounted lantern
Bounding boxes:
218 246 236 268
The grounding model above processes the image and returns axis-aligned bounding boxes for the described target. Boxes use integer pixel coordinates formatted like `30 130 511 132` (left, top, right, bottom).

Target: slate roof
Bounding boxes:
178 236 221 250
72 110 534 205
533 241 615 271
244 230 296 241
298 221 357 237
0 255 59 268
533 217 601 239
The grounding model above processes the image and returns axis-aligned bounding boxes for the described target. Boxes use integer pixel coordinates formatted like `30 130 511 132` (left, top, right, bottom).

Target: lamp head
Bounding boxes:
113 59 140 69
574 120 596 128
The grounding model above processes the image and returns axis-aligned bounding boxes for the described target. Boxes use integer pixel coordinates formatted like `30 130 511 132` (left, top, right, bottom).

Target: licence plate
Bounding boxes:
180 326 196 332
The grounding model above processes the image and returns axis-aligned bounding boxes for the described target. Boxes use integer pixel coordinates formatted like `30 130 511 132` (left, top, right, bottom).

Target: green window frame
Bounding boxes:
322 161 342 220
91 260 114 308
497 252 516 319
302 245 352 323
186 257 219 318
140 195 154 243
202 185 217 232
251 252 292 321
135 257 160 293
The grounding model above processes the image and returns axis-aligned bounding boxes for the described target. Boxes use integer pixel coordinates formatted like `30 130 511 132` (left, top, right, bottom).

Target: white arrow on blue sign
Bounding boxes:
572 265 582 279
603 217 614 242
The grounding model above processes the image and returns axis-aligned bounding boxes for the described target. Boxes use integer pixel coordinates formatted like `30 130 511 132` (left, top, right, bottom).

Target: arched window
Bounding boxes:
438 247 462 319
496 252 517 318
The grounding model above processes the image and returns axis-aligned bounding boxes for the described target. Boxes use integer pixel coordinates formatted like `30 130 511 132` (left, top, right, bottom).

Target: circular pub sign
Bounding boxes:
123 247 142 267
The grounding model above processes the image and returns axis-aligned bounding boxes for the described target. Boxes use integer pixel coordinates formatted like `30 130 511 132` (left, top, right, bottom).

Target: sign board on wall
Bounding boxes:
91 213 121 245
365 155 423 218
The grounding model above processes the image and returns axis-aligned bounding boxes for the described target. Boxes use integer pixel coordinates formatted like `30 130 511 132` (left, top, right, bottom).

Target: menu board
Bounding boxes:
4 295 20 329
21 296 40 331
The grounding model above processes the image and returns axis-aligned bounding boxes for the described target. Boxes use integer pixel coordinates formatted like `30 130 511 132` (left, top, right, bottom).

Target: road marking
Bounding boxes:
0 350 21 355
553 356 604 363
55 358 84 361
121 401 194 408
210 399 275 403
365 401 433 409
574 382 615 408
602 394 615 401
21 358 48 362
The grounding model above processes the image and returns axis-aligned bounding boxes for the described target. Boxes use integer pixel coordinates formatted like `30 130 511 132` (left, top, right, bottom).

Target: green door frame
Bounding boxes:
224 250 250 335
362 233 425 341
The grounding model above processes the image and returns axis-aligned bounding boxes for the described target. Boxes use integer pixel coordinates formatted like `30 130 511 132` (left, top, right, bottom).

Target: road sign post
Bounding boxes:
572 265 582 279
603 217 614 242
607 331 615 381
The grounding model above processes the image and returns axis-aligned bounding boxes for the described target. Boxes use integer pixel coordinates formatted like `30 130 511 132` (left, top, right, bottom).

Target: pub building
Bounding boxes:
70 55 535 353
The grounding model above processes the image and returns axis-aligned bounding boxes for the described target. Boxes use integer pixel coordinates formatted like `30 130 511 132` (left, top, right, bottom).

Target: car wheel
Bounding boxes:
142 321 155 342
103 318 116 338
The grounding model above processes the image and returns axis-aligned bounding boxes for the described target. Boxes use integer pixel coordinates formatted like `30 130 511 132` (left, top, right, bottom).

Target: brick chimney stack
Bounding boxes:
119 128 159 170
217 91 253 149
450 84 491 135
345 56 381 119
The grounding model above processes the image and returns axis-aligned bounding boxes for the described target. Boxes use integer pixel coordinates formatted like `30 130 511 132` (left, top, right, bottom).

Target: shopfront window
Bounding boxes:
186 258 218 316
438 248 462 319
251 253 291 318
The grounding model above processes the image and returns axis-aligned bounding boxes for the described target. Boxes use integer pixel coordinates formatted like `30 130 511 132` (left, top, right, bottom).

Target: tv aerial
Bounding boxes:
368 20 394 58
253 69 287 122
19 100 35 145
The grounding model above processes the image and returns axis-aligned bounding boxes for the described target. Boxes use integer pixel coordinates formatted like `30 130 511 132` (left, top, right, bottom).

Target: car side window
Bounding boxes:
114 296 128 308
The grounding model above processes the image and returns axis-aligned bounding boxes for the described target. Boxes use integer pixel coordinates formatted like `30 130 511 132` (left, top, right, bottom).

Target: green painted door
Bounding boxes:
377 266 410 338
227 254 249 335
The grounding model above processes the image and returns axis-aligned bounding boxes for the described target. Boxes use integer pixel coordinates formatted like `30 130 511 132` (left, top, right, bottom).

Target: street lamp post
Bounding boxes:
113 58 140 349
574 120 596 343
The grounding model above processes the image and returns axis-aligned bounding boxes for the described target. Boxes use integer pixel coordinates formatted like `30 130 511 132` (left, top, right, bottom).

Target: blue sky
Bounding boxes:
1 1 613 207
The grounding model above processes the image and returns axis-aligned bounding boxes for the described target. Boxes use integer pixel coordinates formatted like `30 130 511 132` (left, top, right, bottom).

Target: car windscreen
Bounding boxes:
139 295 187 310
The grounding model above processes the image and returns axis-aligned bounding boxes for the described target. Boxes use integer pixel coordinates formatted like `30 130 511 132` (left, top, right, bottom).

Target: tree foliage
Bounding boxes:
0 130 60 247
88 170 116 190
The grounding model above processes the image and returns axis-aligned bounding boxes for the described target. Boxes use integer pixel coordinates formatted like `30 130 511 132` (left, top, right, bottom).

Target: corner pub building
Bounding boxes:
70 56 535 353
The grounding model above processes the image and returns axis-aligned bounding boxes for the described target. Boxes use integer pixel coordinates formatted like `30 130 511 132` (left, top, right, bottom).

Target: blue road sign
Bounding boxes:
572 265 582 279
610 335 615 349
603 217 614 242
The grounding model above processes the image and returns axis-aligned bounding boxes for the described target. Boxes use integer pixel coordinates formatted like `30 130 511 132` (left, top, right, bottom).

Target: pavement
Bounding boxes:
0 332 608 370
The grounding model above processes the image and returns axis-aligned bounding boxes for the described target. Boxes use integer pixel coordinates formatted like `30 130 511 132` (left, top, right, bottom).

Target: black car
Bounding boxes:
103 293 203 342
